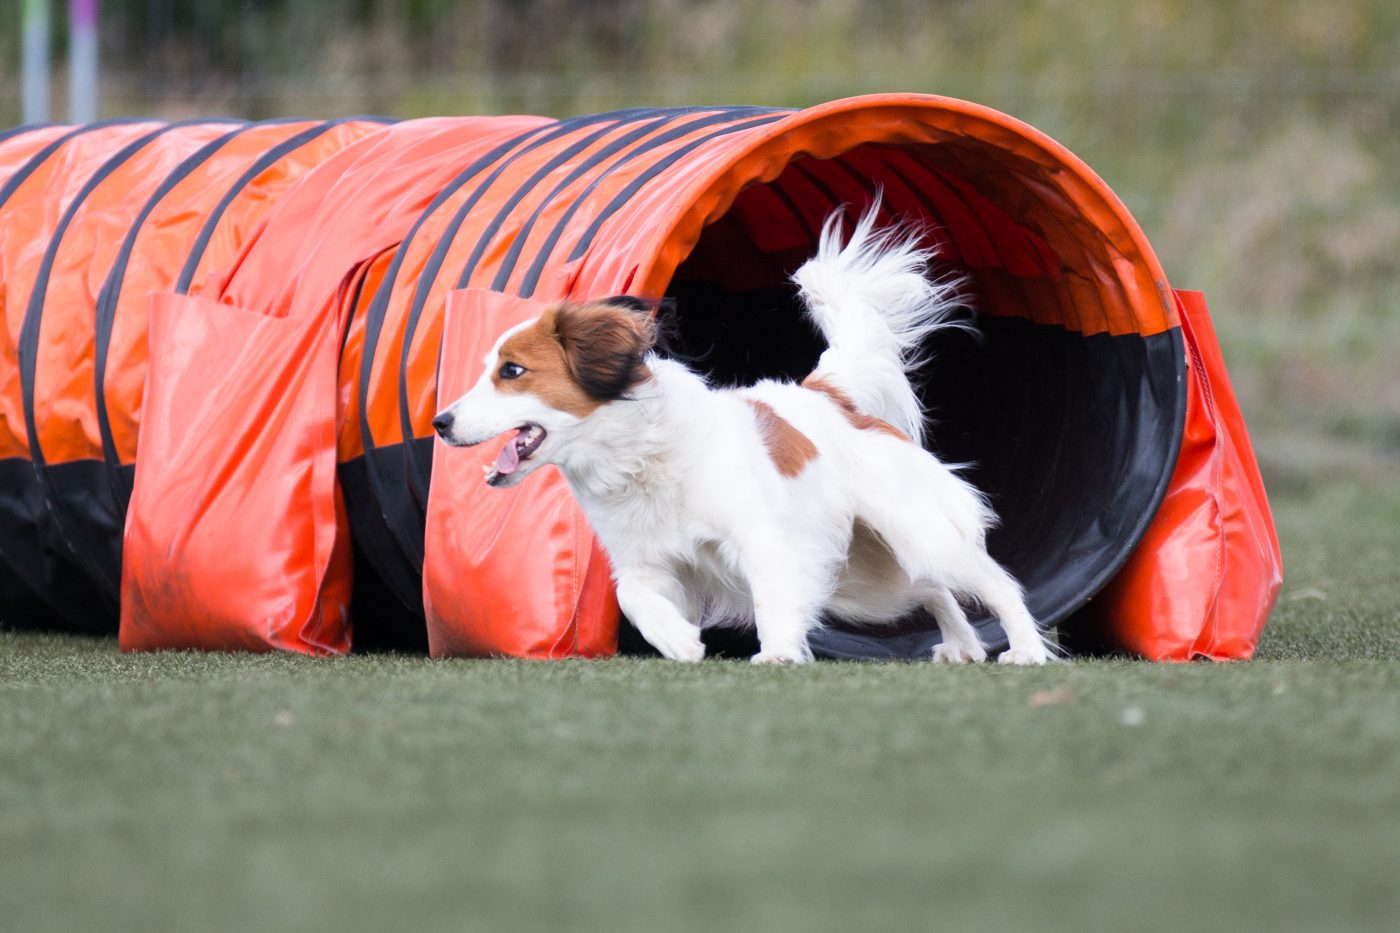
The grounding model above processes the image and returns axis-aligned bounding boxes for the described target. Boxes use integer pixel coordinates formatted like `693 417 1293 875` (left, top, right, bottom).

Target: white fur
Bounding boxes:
435 203 1053 665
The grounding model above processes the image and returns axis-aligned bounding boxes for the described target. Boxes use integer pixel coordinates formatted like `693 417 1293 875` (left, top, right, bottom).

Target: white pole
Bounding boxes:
69 0 100 123
22 0 52 124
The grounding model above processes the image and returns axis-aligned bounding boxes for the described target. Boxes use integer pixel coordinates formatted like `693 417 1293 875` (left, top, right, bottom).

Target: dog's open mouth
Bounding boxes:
484 423 547 486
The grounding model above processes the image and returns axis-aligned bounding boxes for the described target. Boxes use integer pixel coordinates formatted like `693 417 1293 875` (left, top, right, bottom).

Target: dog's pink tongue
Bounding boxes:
495 437 520 475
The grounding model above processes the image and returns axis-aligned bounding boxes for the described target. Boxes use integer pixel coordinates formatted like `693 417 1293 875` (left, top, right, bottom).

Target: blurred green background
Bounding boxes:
6 0 1397 493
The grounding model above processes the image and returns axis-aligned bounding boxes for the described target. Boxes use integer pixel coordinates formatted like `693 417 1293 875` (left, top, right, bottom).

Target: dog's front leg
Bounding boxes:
616 571 705 662
736 534 823 665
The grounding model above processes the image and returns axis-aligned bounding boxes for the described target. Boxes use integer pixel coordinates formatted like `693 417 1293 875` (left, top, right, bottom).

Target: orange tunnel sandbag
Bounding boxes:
423 288 619 658
94 117 390 611
1080 290 1283 660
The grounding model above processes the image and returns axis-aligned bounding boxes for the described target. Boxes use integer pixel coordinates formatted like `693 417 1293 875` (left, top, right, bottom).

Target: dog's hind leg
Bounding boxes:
616 570 705 662
926 587 988 664
853 479 1050 665
954 552 1052 665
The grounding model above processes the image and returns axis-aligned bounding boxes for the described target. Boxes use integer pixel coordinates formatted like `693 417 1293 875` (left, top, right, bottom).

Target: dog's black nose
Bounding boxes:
431 412 453 436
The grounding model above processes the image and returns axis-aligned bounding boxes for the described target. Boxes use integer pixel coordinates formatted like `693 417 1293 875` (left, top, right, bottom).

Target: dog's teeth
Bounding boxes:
483 464 493 476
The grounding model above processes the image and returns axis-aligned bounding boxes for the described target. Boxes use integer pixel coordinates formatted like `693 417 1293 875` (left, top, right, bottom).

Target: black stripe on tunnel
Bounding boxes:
564 113 790 266
487 107 784 294
172 116 394 295
354 117 577 611
93 122 255 519
0 123 61 145
485 113 685 292
515 111 789 297
0 119 146 212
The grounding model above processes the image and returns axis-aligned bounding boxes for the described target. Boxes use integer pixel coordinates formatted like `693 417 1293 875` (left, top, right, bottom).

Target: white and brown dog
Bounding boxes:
432 205 1052 664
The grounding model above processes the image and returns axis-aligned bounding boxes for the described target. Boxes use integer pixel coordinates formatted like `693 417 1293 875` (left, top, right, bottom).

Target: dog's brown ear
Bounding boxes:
598 295 678 355
553 302 656 401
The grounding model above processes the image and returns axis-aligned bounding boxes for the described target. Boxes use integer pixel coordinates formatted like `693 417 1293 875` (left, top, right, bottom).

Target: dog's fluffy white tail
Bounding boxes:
792 199 967 446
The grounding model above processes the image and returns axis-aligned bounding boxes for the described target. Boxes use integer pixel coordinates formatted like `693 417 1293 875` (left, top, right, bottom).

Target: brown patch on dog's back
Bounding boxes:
492 301 655 417
746 399 818 478
802 375 910 441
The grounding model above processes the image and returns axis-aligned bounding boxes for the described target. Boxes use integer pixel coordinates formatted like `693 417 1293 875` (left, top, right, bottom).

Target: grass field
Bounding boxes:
2 476 1397 933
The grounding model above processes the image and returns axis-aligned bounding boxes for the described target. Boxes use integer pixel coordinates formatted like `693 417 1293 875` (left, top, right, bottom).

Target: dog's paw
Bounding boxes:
997 644 1052 666
651 630 705 662
932 641 988 664
751 650 809 665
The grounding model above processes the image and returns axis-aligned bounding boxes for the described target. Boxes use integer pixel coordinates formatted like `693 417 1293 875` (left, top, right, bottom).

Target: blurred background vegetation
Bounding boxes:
3 0 1398 493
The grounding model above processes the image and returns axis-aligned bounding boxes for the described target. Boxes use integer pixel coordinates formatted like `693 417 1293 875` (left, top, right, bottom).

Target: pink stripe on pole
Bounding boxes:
72 0 97 28
69 0 99 123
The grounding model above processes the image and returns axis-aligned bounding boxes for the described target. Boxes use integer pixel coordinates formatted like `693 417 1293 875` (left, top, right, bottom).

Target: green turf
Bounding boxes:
3 478 1398 933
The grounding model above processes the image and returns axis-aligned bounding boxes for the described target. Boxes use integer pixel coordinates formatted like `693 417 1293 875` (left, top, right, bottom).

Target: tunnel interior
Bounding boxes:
625 141 1185 659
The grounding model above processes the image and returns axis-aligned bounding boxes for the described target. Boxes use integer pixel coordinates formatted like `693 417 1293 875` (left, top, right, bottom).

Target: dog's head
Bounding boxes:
431 297 658 487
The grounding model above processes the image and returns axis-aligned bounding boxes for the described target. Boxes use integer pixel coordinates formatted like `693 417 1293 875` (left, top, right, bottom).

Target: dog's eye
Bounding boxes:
498 362 527 380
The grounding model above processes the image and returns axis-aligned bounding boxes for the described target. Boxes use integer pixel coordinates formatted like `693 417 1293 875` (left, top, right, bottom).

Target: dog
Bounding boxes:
432 203 1053 665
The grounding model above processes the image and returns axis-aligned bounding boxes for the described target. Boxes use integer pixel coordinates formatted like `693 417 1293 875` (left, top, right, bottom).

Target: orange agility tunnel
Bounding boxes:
0 95 1282 660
